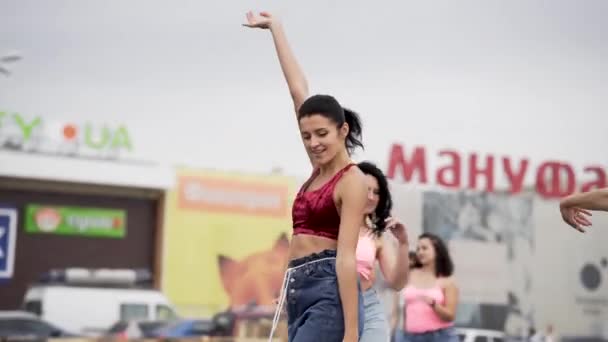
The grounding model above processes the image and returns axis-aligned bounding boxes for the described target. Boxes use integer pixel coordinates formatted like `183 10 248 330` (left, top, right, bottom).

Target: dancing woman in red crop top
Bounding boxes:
244 11 368 342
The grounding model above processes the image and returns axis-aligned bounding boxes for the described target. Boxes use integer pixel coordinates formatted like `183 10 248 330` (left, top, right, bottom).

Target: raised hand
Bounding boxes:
242 11 274 30
385 216 408 245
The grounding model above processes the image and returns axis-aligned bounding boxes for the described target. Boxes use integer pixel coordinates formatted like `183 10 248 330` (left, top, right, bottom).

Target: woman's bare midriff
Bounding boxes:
289 234 376 291
288 234 338 261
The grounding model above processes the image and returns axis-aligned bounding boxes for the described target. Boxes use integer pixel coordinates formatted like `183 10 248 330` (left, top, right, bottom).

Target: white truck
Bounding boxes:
21 268 179 336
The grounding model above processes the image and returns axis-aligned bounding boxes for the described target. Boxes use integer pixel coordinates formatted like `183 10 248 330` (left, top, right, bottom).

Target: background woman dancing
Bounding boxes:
396 233 459 342
356 161 410 342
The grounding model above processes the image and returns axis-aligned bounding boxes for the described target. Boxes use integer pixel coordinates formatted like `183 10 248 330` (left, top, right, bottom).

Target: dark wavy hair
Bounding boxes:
419 233 454 277
409 251 421 269
357 161 392 237
298 95 364 155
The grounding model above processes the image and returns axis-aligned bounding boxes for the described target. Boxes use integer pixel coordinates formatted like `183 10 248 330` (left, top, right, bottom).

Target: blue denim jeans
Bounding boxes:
359 288 390 342
284 249 365 342
395 327 459 342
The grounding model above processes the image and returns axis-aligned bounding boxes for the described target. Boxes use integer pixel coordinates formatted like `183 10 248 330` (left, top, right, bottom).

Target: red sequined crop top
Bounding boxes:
292 163 356 240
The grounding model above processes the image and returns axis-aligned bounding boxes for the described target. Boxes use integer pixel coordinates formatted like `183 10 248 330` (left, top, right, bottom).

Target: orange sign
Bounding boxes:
177 175 290 218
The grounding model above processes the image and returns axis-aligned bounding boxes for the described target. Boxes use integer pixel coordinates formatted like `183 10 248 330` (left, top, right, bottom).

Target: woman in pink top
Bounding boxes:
357 161 411 342
397 233 459 342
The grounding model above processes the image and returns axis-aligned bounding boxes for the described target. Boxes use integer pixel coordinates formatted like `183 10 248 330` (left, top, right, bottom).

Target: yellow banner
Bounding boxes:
162 168 295 317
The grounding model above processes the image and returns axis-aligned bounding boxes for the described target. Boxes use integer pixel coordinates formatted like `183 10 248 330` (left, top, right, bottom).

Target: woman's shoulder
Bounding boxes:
336 164 366 191
438 275 458 288
342 163 364 179
376 230 397 250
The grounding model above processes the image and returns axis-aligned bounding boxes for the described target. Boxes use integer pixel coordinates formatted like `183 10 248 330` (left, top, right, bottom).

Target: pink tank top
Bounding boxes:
356 234 377 281
403 283 454 333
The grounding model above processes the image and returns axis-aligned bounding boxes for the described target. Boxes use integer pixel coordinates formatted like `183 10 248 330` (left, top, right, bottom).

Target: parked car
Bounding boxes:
22 268 179 336
153 311 236 338
456 328 506 342
0 311 75 338
106 320 169 340
153 319 214 338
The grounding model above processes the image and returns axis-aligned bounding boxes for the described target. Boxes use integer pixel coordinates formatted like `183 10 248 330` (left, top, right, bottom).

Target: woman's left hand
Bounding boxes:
418 295 435 306
385 216 408 245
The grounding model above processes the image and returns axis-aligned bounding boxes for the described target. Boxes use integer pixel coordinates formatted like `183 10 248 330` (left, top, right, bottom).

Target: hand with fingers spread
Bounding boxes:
242 11 275 30
559 205 592 233
385 216 408 245
558 188 608 233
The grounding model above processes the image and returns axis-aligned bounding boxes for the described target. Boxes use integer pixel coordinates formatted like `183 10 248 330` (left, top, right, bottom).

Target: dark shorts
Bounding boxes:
285 249 365 342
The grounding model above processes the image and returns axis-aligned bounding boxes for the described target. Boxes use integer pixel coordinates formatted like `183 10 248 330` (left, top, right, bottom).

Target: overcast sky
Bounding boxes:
1 0 606 180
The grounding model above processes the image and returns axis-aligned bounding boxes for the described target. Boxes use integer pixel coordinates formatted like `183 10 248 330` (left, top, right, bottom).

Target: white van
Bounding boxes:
22 268 179 336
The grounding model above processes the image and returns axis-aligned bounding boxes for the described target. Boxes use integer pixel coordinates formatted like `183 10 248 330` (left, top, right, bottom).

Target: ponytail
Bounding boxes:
343 108 364 154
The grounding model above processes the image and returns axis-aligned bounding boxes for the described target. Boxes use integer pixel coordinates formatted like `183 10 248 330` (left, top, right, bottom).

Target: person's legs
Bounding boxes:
359 288 390 342
284 250 365 342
